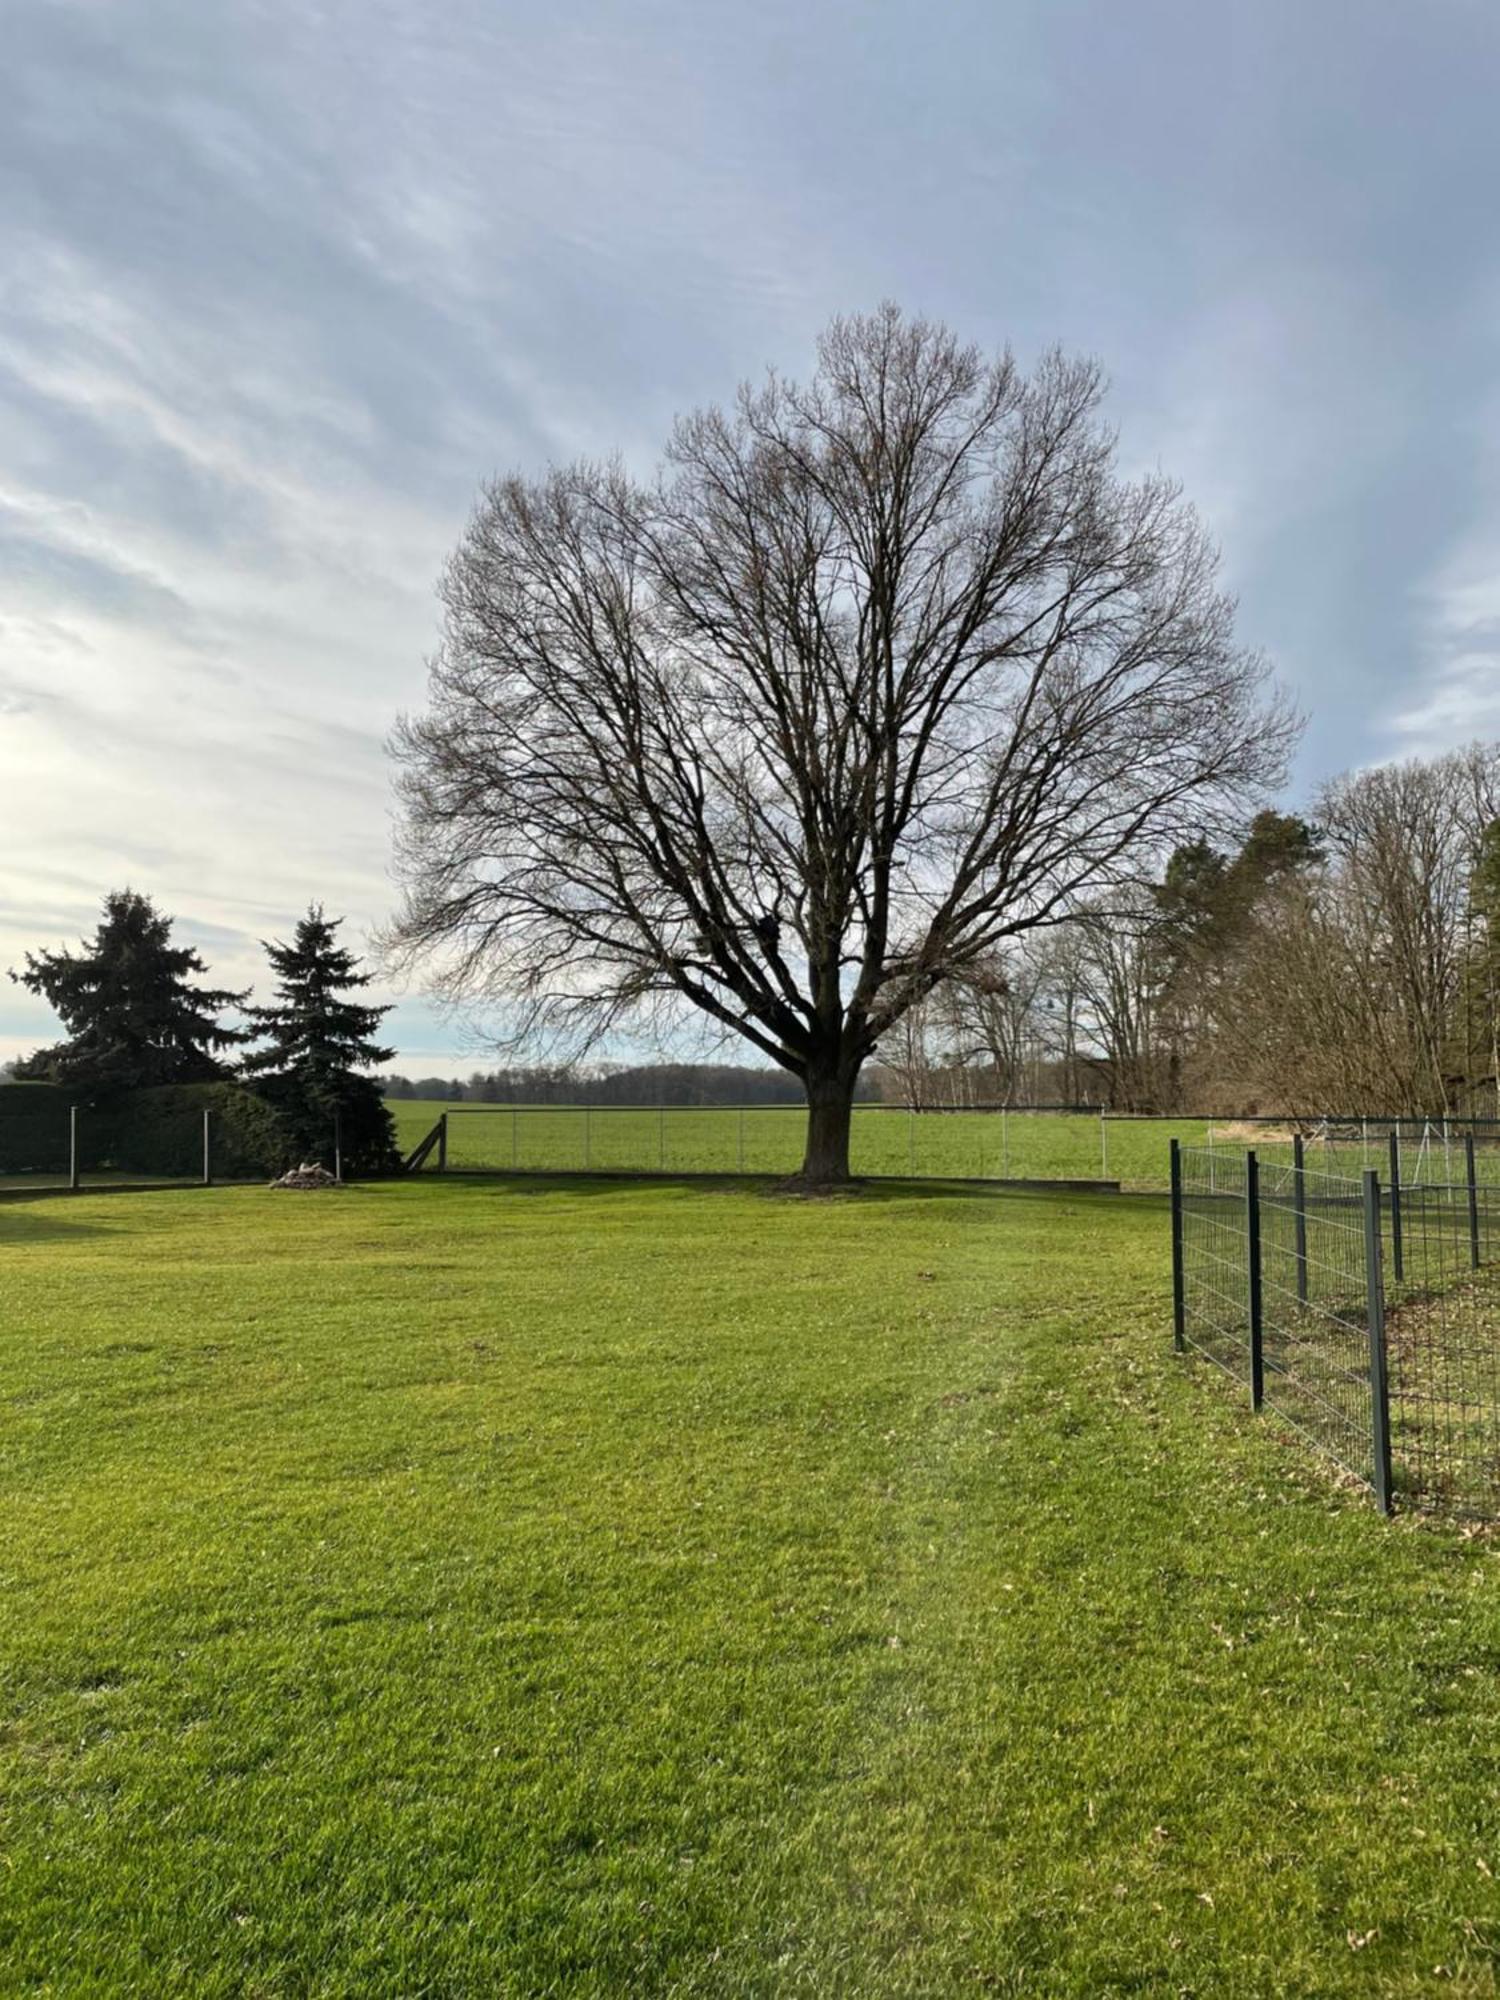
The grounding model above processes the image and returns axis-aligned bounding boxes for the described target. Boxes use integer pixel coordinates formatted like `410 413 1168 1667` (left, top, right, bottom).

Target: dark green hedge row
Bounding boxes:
0 1083 75 1173
0 1081 299 1179
93 1084 299 1180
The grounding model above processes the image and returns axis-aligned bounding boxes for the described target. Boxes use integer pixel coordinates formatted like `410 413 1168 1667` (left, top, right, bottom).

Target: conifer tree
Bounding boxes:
241 906 399 1172
11 889 246 1088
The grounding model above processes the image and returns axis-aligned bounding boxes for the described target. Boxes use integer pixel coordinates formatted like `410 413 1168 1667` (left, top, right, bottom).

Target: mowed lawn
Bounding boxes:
390 1101 1209 1189
4 1182 1500 1995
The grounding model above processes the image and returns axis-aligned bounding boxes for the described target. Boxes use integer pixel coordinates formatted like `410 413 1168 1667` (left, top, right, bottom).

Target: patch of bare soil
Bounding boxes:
1211 1121 1302 1145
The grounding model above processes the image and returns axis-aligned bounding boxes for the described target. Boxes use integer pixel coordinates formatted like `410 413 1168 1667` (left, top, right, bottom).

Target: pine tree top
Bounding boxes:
11 889 247 1088
241 905 395 1081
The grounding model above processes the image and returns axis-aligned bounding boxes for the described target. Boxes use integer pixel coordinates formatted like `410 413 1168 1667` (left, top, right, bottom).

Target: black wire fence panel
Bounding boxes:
1177 1147 1252 1384
1255 1155 1378 1490
1217 1121 1500 1197
1382 1179 1500 1514
1174 1135 1500 1516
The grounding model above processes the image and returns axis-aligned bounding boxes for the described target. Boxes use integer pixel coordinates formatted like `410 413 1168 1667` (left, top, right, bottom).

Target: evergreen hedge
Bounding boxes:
0 1082 300 1181
0 1083 75 1174
90 1085 298 1180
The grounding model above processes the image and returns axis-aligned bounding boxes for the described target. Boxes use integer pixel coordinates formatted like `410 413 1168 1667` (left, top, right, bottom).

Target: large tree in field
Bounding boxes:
389 307 1294 1184
11 889 246 1089
241 906 400 1173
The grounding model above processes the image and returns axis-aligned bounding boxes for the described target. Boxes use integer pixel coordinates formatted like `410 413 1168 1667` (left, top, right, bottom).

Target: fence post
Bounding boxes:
1169 1138 1186 1352
1388 1129 1404 1284
202 1109 212 1187
1100 1108 1108 1178
908 1110 916 1177
69 1105 80 1192
334 1109 343 1184
659 1104 665 1172
1001 1108 1009 1178
1362 1168 1394 1514
512 1105 518 1171
738 1105 746 1174
584 1105 591 1172
437 1113 448 1173
1467 1132 1481 1270
1293 1132 1309 1305
1247 1149 1264 1410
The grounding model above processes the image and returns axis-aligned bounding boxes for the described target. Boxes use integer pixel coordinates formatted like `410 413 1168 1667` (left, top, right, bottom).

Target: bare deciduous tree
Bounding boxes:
1068 892 1169 1111
880 1000 940 1112
1189 748 1500 1116
1318 758 1473 1113
943 952 1053 1106
388 307 1293 1182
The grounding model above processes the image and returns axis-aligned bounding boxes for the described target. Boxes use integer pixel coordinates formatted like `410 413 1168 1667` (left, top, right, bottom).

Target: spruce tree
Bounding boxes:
11 889 246 1088
242 906 399 1172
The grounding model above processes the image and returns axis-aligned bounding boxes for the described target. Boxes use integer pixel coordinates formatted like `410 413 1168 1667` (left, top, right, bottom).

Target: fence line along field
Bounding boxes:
388 1102 1500 1194
1176 1127 1500 1518
390 1102 1212 1187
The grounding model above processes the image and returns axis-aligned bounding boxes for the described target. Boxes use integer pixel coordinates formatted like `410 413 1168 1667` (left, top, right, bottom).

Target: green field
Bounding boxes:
390 1102 1210 1189
6 1176 1500 1993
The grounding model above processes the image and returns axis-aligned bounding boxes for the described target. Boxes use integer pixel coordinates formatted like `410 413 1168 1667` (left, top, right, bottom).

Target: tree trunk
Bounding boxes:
799 1066 857 1185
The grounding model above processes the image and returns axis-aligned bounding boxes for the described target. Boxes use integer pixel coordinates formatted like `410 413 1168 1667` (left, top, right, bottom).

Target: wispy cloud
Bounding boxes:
3 0 1500 1066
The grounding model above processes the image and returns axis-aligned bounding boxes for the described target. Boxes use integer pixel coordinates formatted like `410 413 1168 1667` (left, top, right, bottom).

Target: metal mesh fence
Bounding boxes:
1173 1133 1500 1516
1250 1117 1500 1191
405 1104 1187 1185
1382 1167 1500 1514
1255 1153 1378 1490
0 1101 352 1197
0 1102 209 1195
1175 1145 1251 1384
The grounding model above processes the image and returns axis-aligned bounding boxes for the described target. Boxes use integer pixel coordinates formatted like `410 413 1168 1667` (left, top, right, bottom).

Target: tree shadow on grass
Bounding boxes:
0 1209 119 1245
438 1171 1136 1212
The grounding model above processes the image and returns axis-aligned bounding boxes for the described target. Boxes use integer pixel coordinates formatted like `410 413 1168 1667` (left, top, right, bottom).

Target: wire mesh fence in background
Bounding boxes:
393 1102 1500 1193
1173 1133 1500 1516
0 1102 349 1197
399 1104 1202 1186
1218 1115 1500 1193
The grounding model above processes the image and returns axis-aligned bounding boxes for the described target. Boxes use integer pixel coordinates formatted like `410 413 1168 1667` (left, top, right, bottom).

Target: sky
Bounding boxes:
3 0 1500 1072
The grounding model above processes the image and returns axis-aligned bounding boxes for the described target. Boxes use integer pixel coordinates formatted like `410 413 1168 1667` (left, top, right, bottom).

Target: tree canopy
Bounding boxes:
242 906 398 1173
389 306 1294 1181
11 889 245 1089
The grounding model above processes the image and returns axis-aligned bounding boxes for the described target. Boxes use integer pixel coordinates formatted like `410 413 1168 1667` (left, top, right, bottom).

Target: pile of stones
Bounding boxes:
270 1162 342 1190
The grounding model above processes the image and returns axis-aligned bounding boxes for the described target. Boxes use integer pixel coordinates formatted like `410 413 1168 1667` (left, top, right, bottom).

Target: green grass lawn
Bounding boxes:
5 1177 1500 1995
389 1101 1209 1189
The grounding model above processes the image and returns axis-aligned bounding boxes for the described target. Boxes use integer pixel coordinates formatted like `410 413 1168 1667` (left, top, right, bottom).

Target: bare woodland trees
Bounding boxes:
952 750 1500 1120
1208 748 1500 1115
389 308 1289 1181
860 750 1500 1121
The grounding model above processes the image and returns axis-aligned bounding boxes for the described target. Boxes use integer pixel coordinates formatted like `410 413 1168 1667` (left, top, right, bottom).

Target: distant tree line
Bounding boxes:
382 1063 881 1107
9 891 399 1171
883 744 1500 1119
